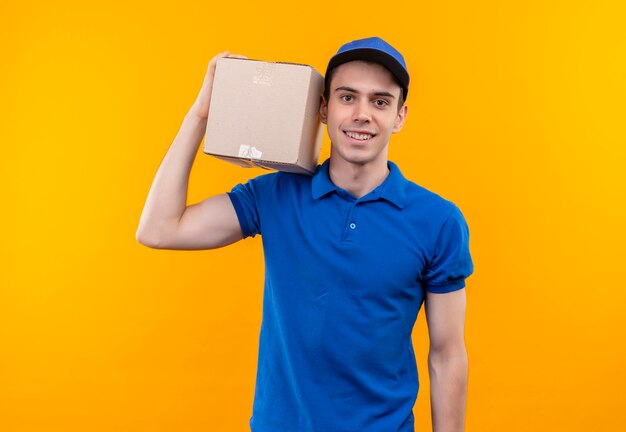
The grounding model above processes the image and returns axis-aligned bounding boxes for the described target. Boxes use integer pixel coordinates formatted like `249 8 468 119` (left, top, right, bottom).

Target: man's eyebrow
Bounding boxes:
334 86 396 99
373 91 396 99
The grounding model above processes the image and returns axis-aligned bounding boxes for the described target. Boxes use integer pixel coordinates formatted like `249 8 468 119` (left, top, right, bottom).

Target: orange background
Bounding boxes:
1 1 625 431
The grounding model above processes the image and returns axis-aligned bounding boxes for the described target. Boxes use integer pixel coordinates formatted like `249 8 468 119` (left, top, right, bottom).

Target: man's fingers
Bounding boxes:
211 51 230 65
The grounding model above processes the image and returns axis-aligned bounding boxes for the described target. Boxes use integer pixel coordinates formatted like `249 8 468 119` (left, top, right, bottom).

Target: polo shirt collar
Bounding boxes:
311 159 408 208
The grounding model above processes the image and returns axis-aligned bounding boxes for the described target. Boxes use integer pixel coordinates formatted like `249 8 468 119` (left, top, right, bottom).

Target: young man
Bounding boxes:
137 37 474 432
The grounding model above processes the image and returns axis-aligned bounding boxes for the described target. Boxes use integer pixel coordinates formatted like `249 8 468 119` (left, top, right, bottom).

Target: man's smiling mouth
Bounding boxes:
344 131 374 141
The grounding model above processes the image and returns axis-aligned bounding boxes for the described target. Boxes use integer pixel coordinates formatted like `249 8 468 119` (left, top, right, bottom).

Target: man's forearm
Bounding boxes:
428 349 468 432
136 112 207 244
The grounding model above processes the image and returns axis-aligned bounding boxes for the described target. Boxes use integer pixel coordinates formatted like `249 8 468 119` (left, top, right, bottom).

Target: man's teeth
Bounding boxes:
345 131 373 140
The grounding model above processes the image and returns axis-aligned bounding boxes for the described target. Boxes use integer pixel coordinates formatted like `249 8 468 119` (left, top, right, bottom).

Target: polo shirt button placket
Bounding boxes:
341 202 360 244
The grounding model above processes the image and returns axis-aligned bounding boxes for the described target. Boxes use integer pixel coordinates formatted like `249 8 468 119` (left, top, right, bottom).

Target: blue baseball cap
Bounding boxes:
325 36 410 101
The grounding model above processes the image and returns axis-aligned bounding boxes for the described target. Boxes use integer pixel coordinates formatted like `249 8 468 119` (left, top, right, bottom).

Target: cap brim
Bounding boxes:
326 48 409 99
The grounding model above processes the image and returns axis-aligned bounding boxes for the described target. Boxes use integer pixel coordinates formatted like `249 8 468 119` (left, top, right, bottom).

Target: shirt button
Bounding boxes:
349 222 356 229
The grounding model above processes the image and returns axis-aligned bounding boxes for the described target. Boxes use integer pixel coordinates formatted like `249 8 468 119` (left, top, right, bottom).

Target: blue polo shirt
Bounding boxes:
228 159 473 432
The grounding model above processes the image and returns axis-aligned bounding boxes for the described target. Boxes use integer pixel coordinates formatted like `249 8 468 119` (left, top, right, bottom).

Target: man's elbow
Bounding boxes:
428 342 468 368
428 352 468 387
136 228 167 249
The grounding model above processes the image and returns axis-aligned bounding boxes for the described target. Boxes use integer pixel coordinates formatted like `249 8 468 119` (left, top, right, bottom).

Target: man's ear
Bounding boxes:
319 95 328 124
392 105 408 133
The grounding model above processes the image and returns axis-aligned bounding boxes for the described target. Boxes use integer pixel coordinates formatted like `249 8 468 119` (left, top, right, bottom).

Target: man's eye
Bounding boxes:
374 99 389 107
340 95 354 102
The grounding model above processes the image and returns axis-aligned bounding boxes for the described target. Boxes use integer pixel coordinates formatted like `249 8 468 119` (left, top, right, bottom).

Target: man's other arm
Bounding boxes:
136 52 246 250
425 288 468 432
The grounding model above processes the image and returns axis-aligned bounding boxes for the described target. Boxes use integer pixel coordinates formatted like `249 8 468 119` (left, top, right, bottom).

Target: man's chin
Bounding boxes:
331 151 378 167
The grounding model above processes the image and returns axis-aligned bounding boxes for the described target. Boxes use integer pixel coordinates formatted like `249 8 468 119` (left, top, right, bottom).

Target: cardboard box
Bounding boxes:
203 58 324 175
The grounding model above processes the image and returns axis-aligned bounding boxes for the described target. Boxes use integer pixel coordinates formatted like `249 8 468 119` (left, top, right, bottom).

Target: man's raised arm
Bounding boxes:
136 52 246 250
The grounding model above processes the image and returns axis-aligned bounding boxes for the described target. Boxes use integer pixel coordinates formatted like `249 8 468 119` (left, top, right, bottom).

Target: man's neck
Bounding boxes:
328 157 390 199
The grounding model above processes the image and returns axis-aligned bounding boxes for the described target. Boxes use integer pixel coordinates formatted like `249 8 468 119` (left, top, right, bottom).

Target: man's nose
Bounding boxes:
352 100 371 122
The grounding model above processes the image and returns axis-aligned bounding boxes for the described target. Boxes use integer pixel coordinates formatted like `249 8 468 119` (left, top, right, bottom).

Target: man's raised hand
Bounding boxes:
189 52 248 120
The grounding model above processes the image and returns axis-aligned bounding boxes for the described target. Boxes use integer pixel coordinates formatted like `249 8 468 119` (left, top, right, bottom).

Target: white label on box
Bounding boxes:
253 63 275 86
238 145 263 159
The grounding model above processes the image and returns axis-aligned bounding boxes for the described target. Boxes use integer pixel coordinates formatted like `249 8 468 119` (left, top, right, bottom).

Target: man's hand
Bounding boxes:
189 52 247 120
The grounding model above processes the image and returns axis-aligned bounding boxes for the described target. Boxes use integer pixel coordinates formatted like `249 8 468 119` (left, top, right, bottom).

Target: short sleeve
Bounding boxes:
227 172 278 239
422 204 474 293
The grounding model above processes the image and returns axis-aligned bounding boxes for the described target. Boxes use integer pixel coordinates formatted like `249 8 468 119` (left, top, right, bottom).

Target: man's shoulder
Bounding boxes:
388 160 455 210
258 169 314 186
246 169 312 184
239 169 313 199
403 176 459 218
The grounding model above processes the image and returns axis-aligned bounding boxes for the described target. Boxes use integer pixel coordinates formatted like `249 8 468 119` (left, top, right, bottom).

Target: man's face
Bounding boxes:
320 61 408 168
